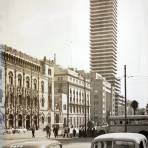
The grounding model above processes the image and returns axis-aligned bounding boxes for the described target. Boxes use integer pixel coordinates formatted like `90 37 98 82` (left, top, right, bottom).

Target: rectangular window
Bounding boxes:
48 68 51 75
63 104 66 110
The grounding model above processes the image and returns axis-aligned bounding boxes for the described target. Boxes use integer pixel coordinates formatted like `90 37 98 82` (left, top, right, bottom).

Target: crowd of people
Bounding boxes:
62 126 102 138
43 124 79 138
31 124 102 138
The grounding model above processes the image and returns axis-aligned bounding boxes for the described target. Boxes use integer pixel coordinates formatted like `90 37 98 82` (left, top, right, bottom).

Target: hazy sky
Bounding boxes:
0 0 148 108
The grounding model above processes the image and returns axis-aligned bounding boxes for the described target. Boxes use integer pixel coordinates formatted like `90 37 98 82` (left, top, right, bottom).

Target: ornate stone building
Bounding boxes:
2 45 54 129
0 45 5 128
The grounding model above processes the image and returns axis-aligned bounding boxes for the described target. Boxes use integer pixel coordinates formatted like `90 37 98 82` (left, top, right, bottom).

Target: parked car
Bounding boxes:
5 129 13 134
14 128 27 133
0 128 6 135
91 132 147 148
2 140 62 148
4 128 27 134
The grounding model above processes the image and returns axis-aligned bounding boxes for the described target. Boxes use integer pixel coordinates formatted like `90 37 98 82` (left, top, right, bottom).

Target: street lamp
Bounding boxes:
124 65 127 132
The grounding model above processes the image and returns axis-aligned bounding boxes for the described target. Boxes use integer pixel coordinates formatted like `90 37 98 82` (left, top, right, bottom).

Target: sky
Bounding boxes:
0 0 148 108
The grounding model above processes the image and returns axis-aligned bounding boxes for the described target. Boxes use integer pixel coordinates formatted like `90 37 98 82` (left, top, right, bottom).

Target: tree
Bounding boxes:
146 104 148 115
87 120 94 129
131 100 138 115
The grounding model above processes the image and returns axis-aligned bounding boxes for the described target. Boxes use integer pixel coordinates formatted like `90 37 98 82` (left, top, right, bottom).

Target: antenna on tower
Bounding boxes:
54 53 56 64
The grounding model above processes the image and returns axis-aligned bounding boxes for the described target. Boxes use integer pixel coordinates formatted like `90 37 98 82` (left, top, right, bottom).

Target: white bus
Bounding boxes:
108 115 148 134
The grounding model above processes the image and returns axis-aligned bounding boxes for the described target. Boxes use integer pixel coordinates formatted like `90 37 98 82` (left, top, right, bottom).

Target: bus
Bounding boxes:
108 115 148 134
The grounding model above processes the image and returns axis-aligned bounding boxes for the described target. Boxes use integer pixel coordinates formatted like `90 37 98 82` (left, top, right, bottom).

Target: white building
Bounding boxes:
54 65 91 128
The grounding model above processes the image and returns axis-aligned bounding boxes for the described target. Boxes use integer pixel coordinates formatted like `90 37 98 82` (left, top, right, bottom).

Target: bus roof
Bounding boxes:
93 133 147 144
109 115 148 120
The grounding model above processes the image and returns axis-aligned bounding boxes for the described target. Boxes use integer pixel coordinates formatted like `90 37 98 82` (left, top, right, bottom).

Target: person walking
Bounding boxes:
63 126 69 138
45 124 51 138
73 128 76 137
69 126 73 138
31 124 36 138
53 126 56 138
54 126 59 138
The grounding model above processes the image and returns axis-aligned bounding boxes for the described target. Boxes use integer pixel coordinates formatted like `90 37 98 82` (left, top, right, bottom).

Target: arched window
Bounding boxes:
18 74 22 87
42 116 44 124
10 94 14 105
70 89 72 95
27 96 30 106
26 77 30 88
19 95 22 105
76 91 78 102
41 81 44 93
73 90 75 102
41 97 45 107
34 79 37 90
70 89 72 102
79 92 81 102
8 71 13 85
34 97 37 107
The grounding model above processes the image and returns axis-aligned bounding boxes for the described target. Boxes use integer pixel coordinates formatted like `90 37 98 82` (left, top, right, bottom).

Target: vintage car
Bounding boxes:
91 133 147 148
2 140 62 148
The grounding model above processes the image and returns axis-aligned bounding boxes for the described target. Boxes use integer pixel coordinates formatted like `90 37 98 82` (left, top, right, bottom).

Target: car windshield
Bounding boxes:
93 141 112 148
114 141 135 148
93 141 135 148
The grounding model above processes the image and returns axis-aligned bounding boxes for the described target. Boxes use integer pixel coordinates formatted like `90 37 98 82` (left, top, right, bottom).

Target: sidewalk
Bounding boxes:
1 130 47 140
0 130 90 141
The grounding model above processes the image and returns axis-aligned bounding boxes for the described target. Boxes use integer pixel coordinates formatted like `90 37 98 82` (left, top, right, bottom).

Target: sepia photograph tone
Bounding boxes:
0 0 148 147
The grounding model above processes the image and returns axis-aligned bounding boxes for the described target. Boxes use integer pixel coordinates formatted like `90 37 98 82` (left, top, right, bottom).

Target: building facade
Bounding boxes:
114 94 125 116
90 0 122 116
90 0 117 85
54 66 91 128
0 45 5 129
2 45 54 129
90 72 114 125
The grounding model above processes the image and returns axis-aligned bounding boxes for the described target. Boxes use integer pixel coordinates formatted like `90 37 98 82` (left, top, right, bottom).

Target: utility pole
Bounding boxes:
67 82 69 127
124 65 127 132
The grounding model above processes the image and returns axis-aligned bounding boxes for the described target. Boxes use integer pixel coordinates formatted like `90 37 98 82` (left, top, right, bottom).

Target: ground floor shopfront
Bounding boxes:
5 112 54 130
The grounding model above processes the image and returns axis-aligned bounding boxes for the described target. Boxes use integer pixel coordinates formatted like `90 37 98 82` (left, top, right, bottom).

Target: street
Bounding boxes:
0 130 93 148
64 142 91 148
57 137 92 148
59 138 92 148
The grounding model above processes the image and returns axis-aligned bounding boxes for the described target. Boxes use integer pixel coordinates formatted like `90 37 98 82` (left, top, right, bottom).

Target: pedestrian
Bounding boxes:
63 126 69 138
73 128 76 137
31 124 36 138
45 124 51 138
69 126 73 138
92 127 96 137
55 126 59 138
53 126 58 138
79 126 82 137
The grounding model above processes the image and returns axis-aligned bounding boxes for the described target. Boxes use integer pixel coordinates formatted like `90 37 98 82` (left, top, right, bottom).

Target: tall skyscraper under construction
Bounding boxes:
90 0 118 89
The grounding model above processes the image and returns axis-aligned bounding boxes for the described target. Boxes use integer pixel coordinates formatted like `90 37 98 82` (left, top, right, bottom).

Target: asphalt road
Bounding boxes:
0 131 93 148
58 137 92 148
63 142 91 148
